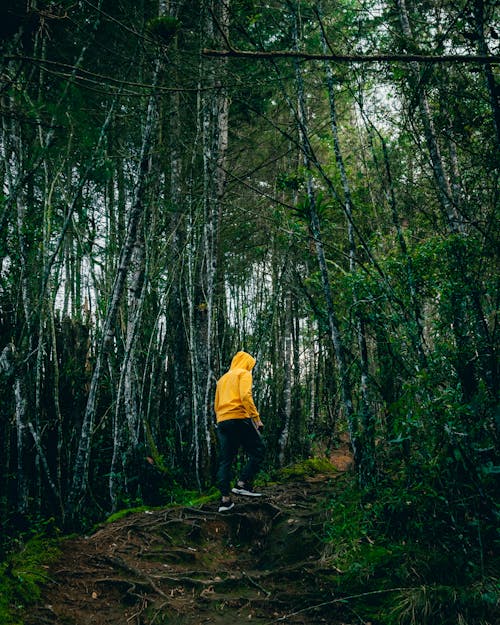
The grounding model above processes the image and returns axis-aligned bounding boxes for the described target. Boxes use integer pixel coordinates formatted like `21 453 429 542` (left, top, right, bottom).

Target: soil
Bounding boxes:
24 448 354 625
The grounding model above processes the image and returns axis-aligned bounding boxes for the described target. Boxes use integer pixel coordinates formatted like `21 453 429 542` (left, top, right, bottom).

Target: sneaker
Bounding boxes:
231 482 263 497
218 499 235 512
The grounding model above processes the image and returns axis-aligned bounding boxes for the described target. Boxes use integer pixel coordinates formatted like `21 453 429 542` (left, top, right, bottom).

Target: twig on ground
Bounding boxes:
265 587 413 623
242 570 272 597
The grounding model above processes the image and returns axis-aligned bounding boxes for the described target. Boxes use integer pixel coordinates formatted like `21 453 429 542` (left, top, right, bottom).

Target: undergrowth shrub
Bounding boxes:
323 470 499 625
0 535 60 625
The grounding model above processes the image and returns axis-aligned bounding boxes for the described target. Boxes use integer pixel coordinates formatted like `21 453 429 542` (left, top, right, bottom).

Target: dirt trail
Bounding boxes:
25 453 353 625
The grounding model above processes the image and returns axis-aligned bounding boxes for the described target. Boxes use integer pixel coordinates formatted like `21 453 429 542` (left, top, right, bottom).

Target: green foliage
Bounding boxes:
0 536 60 625
88 158 114 185
146 16 180 45
0 6 498 613
105 505 157 524
391 581 500 625
323 472 499 624
277 170 303 191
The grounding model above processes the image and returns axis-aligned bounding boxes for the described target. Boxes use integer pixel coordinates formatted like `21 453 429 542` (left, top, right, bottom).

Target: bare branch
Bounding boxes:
203 47 500 64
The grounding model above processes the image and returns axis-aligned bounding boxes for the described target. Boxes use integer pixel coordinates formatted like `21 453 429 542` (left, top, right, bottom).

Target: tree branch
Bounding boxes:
203 47 500 64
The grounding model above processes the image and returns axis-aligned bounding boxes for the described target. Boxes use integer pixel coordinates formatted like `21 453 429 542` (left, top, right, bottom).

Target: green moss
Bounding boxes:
0 536 61 624
185 489 219 507
105 505 158 524
104 487 220 525
274 456 337 481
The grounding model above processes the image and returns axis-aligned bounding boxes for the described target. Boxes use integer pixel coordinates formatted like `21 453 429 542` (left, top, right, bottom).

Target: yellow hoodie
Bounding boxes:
214 351 263 425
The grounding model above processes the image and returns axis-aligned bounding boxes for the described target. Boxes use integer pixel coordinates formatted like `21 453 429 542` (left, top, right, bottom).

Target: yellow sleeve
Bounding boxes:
214 384 219 414
239 371 259 418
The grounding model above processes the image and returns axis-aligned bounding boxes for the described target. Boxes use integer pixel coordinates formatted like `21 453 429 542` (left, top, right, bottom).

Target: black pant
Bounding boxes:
216 418 265 496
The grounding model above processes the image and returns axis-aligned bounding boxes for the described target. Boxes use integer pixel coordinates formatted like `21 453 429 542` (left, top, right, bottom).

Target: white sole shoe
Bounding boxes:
231 487 263 497
218 501 235 512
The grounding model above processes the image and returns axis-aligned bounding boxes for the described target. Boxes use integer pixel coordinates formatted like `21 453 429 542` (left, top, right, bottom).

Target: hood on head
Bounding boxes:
230 351 256 371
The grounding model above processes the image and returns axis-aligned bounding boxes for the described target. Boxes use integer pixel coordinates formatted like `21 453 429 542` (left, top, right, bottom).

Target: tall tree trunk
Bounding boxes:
185 205 202 488
67 66 159 523
321 27 376 483
291 13 359 466
109 226 147 512
292 299 302 454
48 302 65 521
123 234 147 468
362 109 428 369
200 0 231 478
9 347 29 516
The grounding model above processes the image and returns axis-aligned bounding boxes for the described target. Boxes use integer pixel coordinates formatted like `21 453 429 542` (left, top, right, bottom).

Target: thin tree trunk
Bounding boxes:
2 345 31 516
185 206 202 488
14 373 29 515
291 14 358 465
48 303 65 521
67 66 159 523
109 228 147 512
124 233 148 457
182 48 206 486
201 0 231 476
360 108 427 369
292 299 302 453
278 291 293 466
321 25 376 483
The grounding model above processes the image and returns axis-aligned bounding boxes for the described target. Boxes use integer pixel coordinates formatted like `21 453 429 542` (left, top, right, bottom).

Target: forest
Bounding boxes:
0 0 499 623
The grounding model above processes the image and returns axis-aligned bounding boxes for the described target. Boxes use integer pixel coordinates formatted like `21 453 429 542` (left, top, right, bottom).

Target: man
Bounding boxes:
214 351 265 512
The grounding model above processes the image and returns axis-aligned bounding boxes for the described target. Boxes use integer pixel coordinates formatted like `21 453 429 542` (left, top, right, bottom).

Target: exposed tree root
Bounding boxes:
24 471 353 625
